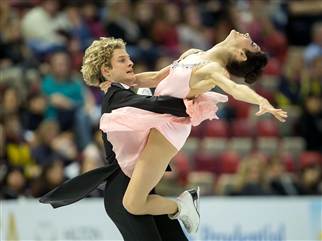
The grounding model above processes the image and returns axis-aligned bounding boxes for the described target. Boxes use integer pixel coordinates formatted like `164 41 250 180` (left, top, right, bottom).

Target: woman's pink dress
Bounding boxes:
100 60 228 177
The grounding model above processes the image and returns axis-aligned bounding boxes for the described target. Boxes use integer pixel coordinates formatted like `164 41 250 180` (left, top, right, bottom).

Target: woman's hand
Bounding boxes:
256 98 288 122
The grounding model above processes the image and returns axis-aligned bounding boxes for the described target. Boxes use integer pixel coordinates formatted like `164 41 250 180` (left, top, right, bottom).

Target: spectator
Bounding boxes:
0 0 13 34
301 56 322 100
81 2 107 39
297 94 322 152
265 158 299 195
31 158 65 197
64 4 92 51
0 17 26 67
80 144 103 173
275 48 304 107
0 0 24 66
298 162 322 195
304 22 322 65
231 155 270 195
133 1 154 40
3 114 35 170
132 1 160 67
0 167 27 199
0 86 21 118
22 92 47 131
79 144 104 198
41 50 91 150
21 0 68 58
104 0 139 44
92 130 106 163
151 3 180 56
31 120 61 166
178 4 210 50
0 123 4 161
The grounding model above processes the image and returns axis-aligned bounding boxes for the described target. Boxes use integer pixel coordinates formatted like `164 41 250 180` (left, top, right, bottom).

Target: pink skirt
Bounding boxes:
100 92 228 177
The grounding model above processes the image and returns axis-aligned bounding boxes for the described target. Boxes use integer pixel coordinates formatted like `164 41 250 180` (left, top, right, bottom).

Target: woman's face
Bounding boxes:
103 48 136 86
225 29 261 52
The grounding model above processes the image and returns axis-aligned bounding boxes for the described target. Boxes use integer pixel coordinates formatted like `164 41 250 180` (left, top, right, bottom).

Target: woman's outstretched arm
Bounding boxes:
211 71 287 122
193 62 286 122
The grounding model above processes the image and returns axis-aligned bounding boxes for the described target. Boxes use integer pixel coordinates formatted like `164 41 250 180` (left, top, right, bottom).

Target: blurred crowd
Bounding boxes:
0 0 321 199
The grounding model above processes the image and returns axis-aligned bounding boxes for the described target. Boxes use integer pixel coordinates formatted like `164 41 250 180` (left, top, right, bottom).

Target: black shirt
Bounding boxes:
39 84 188 208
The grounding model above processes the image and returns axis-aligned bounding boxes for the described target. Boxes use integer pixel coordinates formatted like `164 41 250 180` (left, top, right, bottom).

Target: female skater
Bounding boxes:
82 30 287 233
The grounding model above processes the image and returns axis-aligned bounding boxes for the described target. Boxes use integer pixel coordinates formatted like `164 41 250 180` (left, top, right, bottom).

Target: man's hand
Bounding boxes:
99 81 112 93
256 99 288 122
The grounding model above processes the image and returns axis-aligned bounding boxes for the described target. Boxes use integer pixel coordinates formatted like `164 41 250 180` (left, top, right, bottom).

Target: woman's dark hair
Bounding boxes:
226 50 268 84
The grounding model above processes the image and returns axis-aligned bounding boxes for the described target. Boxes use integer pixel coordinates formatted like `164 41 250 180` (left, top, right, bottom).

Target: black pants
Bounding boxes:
104 169 188 241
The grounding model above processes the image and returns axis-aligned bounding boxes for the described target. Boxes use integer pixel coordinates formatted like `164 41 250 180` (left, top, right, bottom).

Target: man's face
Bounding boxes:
105 48 135 86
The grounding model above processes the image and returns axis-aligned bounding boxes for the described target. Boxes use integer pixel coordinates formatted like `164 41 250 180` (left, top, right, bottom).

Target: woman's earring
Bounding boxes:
240 50 247 61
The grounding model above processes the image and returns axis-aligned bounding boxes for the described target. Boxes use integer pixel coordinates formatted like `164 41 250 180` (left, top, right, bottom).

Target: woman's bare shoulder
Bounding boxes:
194 61 226 77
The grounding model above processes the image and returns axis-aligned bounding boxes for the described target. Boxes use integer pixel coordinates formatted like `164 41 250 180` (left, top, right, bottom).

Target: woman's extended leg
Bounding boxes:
122 128 179 216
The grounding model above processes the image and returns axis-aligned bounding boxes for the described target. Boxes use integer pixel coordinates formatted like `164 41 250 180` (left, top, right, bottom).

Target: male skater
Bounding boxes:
40 37 199 240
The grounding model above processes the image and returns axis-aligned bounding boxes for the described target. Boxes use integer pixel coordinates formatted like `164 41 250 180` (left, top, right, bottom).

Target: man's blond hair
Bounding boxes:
81 37 126 86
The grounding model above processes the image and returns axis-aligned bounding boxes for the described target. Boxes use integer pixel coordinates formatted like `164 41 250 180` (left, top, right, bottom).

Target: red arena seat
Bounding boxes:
218 151 241 174
204 120 229 137
256 119 279 137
